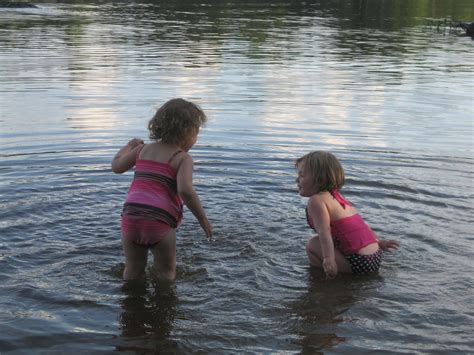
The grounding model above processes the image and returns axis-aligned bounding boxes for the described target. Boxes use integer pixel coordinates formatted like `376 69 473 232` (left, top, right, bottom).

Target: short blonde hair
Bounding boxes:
295 151 345 192
148 98 207 145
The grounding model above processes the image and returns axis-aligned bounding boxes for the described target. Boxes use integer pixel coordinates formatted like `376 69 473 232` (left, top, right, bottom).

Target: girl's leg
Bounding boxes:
150 229 176 282
122 239 148 280
306 236 352 274
306 236 323 267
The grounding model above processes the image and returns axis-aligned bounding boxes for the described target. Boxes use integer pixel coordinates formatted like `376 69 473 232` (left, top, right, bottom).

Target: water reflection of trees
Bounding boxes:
1 0 473 50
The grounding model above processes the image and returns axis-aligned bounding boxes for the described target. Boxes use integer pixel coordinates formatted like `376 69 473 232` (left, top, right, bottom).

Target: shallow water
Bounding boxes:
0 0 473 353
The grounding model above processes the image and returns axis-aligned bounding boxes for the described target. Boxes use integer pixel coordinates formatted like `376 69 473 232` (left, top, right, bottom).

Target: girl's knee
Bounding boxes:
306 237 322 267
123 265 146 280
151 266 176 282
306 236 319 254
162 270 176 282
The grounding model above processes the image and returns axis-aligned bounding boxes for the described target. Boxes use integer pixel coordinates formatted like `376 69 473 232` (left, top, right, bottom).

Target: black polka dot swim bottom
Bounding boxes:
346 249 383 275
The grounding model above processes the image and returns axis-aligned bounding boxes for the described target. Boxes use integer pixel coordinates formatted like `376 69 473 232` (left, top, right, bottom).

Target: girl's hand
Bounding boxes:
127 138 144 148
200 218 213 241
379 239 400 252
111 138 144 174
323 257 338 278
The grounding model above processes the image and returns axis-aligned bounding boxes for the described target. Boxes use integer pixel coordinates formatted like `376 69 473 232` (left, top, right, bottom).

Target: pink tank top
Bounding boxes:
122 146 183 228
306 189 377 255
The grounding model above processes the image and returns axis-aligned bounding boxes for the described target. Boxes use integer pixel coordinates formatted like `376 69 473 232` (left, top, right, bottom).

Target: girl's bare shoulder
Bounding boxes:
171 151 193 172
308 192 329 209
309 191 332 202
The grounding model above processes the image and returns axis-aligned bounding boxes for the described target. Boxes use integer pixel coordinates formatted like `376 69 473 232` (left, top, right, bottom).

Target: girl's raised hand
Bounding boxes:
128 138 144 148
112 138 145 173
379 239 400 252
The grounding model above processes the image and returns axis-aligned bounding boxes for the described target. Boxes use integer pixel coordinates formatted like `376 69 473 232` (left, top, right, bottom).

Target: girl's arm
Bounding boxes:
176 154 213 240
308 196 337 278
111 138 144 174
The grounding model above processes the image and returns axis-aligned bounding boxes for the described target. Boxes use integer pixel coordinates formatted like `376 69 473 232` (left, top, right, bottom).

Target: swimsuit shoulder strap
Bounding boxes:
135 144 145 161
330 188 352 209
167 150 183 164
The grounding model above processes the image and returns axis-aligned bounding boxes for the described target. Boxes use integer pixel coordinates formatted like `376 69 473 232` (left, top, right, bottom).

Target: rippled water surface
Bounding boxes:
1 0 473 353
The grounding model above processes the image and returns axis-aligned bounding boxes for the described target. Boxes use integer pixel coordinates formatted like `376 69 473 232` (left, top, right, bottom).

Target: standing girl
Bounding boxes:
295 151 399 278
112 98 212 281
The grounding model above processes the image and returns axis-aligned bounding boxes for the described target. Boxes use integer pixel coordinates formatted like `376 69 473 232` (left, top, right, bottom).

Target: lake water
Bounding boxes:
0 0 473 353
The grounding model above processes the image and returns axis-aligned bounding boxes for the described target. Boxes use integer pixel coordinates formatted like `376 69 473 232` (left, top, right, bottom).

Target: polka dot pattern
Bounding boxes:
346 249 383 275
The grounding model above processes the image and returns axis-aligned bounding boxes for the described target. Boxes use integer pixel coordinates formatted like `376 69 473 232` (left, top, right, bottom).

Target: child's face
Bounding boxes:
296 162 314 197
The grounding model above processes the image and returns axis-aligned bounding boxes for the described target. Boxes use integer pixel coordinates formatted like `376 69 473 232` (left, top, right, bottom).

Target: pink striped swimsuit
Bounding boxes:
121 147 183 246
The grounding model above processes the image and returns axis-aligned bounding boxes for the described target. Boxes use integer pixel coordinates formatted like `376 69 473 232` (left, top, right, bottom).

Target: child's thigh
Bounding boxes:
151 230 176 269
306 236 324 258
122 239 148 267
334 250 352 274
307 236 352 273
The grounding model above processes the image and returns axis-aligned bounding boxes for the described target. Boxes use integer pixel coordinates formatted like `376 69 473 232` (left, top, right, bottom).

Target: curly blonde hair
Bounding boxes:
148 98 207 145
295 151 345 193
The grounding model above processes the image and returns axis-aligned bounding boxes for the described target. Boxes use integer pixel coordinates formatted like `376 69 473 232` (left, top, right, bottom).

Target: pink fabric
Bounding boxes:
122 159 183 228
330 214 377 255
121 216 172 246
306 189 377 255
330 188 352 209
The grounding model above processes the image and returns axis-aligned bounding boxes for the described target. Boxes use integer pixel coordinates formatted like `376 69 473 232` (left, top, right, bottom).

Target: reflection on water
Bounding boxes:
117 279 178 351
0 0 473 353
292 270 351 353
119 280 177 339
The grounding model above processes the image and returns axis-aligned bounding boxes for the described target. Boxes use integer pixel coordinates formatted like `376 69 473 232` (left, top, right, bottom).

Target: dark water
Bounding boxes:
1 0 473 353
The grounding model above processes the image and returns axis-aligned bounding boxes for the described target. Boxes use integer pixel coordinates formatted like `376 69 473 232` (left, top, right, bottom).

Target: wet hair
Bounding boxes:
295 151 345 193
148 98 207 146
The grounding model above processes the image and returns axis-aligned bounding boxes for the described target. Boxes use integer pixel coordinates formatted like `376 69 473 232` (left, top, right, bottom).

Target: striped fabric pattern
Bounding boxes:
122 159 183 228
122 202 179 228
133 171 177 191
